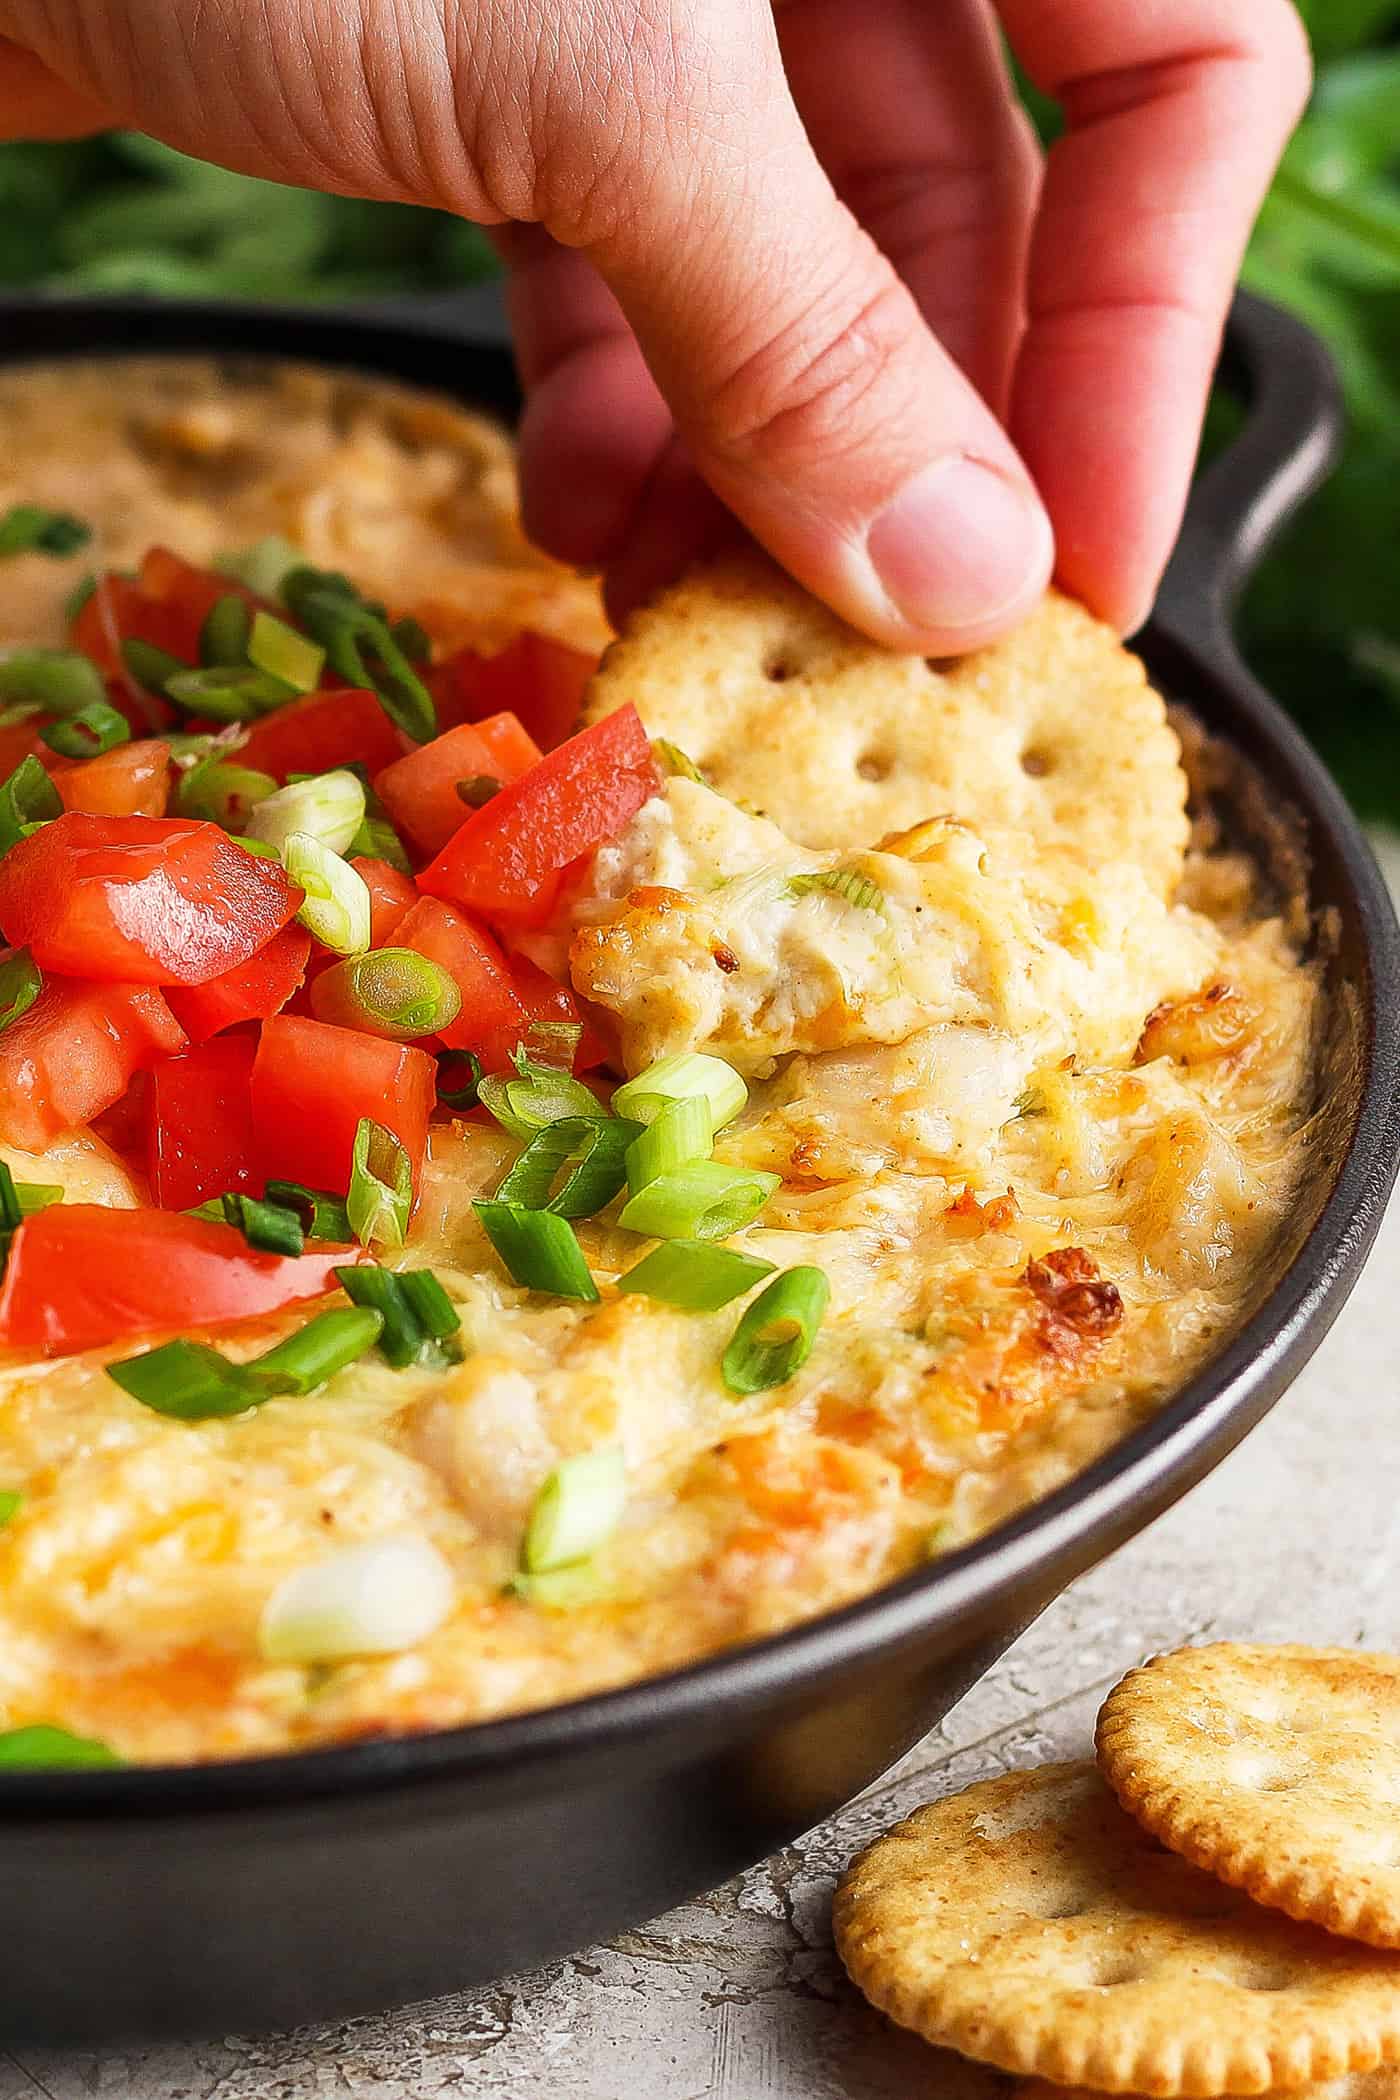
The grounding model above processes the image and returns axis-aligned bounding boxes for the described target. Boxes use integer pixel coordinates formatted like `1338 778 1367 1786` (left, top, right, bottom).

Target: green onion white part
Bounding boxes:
247 769 365 856
612 1052 747 1132
282 832 372 955
248 609 325 693
522 1448 626 1573
258 1533 458 1664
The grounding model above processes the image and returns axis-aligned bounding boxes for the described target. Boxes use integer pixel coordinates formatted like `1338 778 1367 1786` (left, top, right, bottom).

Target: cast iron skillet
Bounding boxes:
0 289 1394 2042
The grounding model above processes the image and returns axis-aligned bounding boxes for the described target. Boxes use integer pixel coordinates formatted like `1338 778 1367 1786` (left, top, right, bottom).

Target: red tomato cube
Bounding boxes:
352 857 419 947
146 1035 258 1210
430 632 597 751
53 739 172 819
393 896 528 1065
250 1013 435 1196
0 978 186 1152
164 923 311 1043
373 715 542 858
238 687 404 783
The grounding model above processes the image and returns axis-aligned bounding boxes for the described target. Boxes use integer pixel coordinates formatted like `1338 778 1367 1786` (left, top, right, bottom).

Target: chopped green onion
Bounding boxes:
0 506 91 559
177 758 279 831
474 1201 599 1302
436 1050 483 1111
616 1239 776 1311
0 754 61 854
617 1162 780 1242
107 1306 383 1419
612 1052 747 1132
347 1118 413 1250
522 1448 625 1572
0 648 105 713
651 738 706 783
283 832 372 956
722 1266 830 1395
456 773 501 808
280 566 437 744
40 700 131 759
788 866 885 913
478 1055 604 1141
64 572 97 623
218 1192 306 1257
199 593 252 669
163 665 294 722
0 948 42 1033
0 1490 22 1527
624 1094 713 1194
218 534 303 599
248 769 364 856
251 1306 385 1394
392 614 432 664
348 811 412 873
0 1161 20 1233
235 835 282 860
121 636 187 698
0 1725 122 1770
335 1263 463 1370
14 1184 62 1215
248 608 324 694
263 1179 351 1242
494 1115 641 1220
314 947 462 1040
258 1532 456 1664
507 1563 607 1610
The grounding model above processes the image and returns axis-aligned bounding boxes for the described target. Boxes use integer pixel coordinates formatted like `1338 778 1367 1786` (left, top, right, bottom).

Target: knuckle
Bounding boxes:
1252 0 1313 124
703 253 924 471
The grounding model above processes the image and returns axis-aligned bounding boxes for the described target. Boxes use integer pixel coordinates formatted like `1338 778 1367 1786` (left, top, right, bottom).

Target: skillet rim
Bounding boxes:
0 292 1392 1816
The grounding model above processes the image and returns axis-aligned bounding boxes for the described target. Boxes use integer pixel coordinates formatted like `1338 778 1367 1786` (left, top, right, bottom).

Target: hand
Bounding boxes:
0 0 1310 649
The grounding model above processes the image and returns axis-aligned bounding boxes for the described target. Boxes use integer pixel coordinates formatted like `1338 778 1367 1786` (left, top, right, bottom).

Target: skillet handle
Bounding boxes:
1150 290 1342 662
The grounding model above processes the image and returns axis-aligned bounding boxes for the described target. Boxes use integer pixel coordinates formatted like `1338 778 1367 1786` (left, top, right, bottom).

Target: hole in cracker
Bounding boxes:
925 656 961 677
1086 1954 1147 1989
858 752 893 783
764 655 797 684
1020 745 1053 779
1231 1753 1308 1794
1224 1958 1297 1994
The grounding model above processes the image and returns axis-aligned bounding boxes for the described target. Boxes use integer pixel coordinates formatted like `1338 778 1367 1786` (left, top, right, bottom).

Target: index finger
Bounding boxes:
1001 0 1312 632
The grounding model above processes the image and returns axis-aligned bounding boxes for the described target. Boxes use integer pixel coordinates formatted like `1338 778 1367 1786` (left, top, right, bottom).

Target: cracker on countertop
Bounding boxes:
1097 1644 1400 1951
584 552 1188 895
833 1761 1400 2097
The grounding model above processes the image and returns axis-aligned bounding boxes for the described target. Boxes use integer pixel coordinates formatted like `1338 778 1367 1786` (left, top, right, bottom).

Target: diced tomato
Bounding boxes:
74 574 192 681
238 687 403 783
430 632 597 751
90 1071 149 1163
0 718 51 780
138 547 265 637
164 923 311 1042
353 857 418 946
146 1035 257 1210
0 978 186 1152
418 705 660 929
251 1014 435 1196
373 715 542 858
506 955 611 1073
0 1205 356 1356
54 739 172 818
0 813 300 985
393 896 527 1066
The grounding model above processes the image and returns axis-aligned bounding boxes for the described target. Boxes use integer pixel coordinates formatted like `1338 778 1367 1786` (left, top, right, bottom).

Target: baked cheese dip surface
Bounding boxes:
0 361 1321 1767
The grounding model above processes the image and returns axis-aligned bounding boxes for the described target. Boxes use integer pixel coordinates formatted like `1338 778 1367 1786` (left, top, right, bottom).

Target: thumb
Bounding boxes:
578 5 1053 651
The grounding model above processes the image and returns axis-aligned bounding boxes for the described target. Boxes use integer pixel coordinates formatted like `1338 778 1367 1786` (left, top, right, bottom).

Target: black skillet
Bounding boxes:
0 287 1394 2042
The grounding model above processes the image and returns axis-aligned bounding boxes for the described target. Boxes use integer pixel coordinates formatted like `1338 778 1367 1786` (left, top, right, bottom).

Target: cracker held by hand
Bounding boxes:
583 553 1188 894
1098 1644 1400 1950
832 1762 1400 2097
1016 2070 1400 2099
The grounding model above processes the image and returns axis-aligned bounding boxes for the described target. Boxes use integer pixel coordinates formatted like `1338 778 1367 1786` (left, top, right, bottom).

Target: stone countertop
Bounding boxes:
17 851 1400 2100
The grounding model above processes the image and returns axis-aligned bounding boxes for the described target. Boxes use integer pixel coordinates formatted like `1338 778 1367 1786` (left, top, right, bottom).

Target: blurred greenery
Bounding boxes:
0 7 1391 814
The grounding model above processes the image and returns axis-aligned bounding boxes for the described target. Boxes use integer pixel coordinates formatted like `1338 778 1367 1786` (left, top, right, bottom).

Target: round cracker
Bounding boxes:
832 1761 1400 2097
1018 2074 1400 2100
584 554 1188 894
1098 1645 1400 1952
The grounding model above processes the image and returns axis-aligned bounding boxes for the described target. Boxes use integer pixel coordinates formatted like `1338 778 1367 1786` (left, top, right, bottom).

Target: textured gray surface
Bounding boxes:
18 854 1400 2100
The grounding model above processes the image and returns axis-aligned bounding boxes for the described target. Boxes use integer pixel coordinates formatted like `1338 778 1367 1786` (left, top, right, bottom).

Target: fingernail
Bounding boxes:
867 456 1052 636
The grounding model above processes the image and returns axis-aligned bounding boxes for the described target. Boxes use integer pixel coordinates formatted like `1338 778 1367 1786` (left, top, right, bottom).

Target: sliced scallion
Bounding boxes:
311 947 461 1040
335 1263 462 1370
0 506 92 559
651 738 706 783
218 1192 305 1257
0 1725 121 1769
64 571 97 623
217 534 304 599
0 754 61 854
0 948 42 1033
721 1266 830 1395
263 1179 351 1242
283 832 372 956
121 636 187 698
0 1490 22 1527
177 758 279 832
624 1094 712 1194
258 1532 456 1664
280 567 437 744
788 866 885 914
474 1200 599 1302
435 1050 483 1111
616 1239 776 1311
478 1055 603 1141
494 1115 640 1220
251 1306 385 1394
522 1448 626 1572
392 614 432 664
199 593 252 669
348 811 412 873
0 648 105 714
347 1118 413 1250
617 1161 780 1242
40 700 131 758
247 769 365 856
248 608 325 693
107 1306 384 1419
163 665 294 722
612 1052 747 1132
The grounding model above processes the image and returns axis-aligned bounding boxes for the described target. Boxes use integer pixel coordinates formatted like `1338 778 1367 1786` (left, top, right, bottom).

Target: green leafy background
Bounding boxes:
0 3 1392 812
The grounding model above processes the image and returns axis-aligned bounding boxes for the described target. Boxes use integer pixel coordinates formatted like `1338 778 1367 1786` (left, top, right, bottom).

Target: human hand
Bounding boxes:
0 0 1310 649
